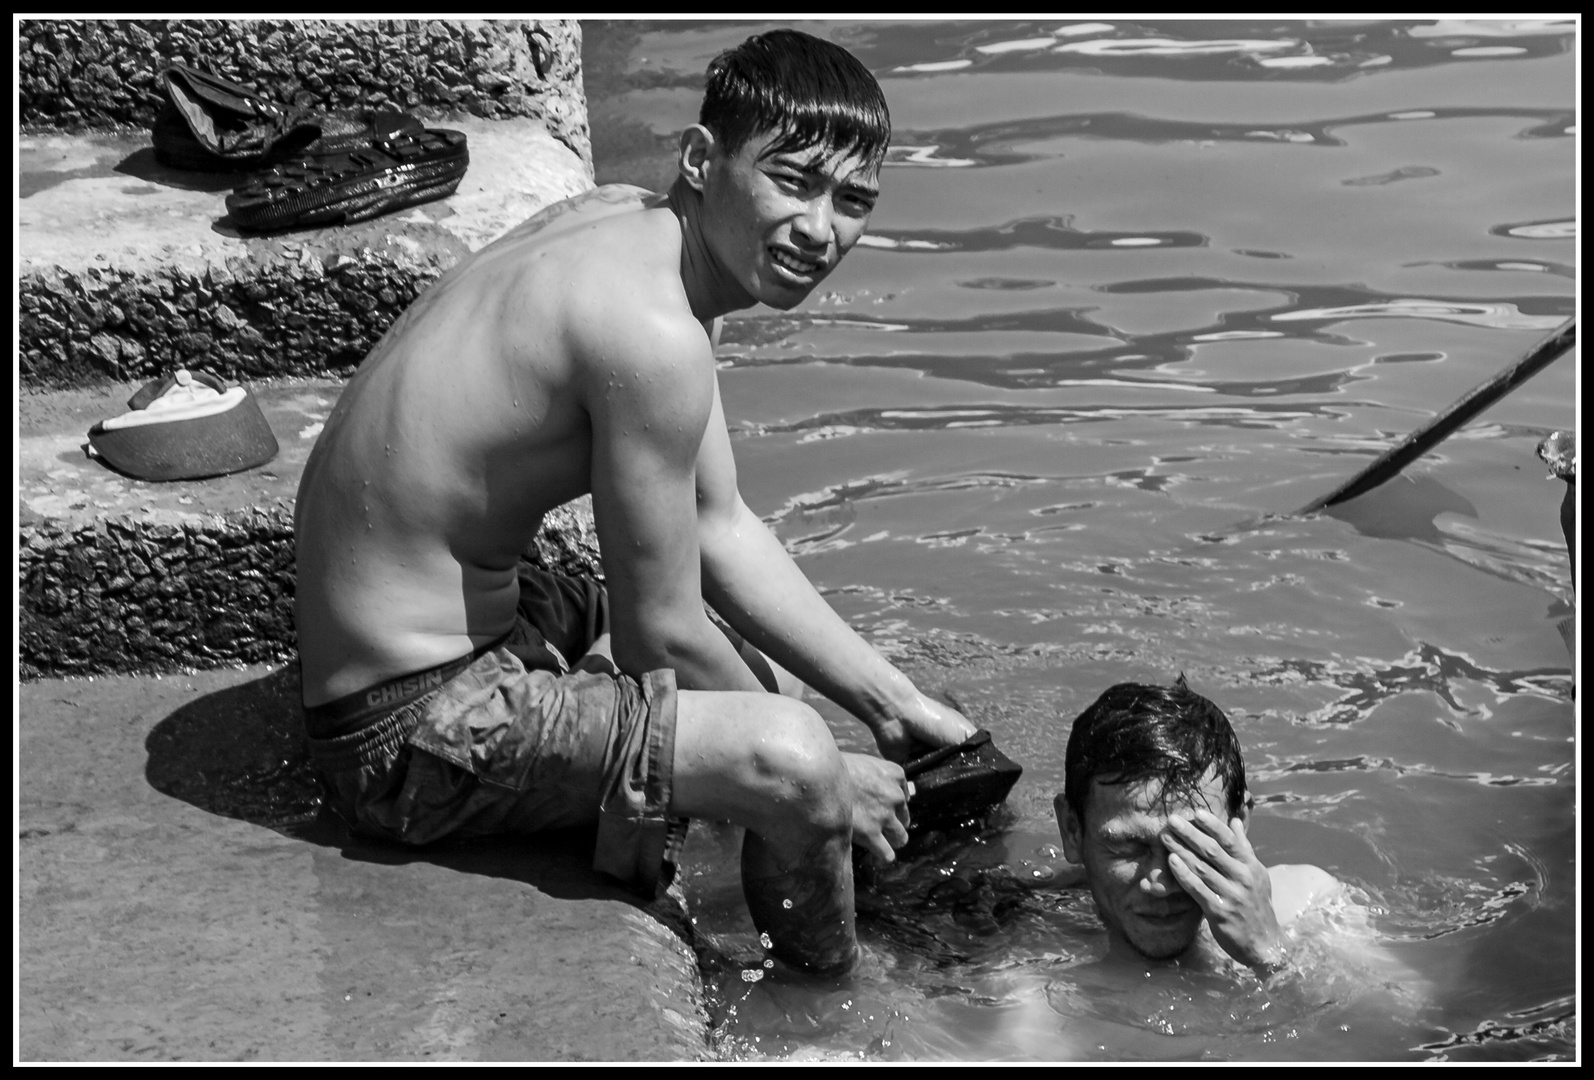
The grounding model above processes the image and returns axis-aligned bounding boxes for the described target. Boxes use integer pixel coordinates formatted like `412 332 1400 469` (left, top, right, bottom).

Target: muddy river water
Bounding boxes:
581 19 1577 1061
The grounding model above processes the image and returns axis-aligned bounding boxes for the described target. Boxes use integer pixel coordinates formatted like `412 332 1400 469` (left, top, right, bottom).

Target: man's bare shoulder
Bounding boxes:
447 185 703 374
1268 863 1342 925
488 183 668 249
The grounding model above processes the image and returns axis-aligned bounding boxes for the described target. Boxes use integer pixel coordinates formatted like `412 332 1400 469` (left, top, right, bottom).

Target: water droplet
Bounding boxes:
759 932 773 949
781 898 793 909
740 968 765 983
763 959 773 969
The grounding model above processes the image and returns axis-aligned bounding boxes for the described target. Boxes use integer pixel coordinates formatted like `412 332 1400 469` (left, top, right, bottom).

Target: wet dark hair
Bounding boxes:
1063 677 1247 825
699 28 891 170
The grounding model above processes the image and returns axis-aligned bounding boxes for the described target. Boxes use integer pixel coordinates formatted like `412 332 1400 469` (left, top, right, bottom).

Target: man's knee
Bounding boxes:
746 699 851 835
673 691 851 836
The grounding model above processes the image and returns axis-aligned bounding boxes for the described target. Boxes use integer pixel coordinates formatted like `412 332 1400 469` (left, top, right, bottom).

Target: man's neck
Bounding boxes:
667 179 758 323
1105 927 1224 972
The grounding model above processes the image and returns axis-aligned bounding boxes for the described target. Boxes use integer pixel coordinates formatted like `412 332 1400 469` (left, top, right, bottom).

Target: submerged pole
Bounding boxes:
1296 318 1577 516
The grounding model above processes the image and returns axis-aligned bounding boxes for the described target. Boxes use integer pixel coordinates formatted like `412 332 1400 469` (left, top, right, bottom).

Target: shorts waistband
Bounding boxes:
304 633 509 740
306 705 424 774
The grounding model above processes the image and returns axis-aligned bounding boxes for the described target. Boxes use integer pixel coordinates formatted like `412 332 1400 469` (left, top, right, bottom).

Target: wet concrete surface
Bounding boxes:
18 666 709 1061
18 378 340 530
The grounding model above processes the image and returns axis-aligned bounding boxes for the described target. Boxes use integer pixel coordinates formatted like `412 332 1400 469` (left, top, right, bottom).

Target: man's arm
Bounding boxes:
581 309 919 861
692 374 975 759
581 307 766 692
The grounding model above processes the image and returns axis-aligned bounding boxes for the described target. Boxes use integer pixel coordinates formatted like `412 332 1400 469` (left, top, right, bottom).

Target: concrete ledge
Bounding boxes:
19 666 708 1061
19 380 602 679
17 18 591 166
19 118 591 389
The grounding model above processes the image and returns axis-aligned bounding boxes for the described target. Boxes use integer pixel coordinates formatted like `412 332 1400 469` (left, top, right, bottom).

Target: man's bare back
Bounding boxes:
296 186 687 706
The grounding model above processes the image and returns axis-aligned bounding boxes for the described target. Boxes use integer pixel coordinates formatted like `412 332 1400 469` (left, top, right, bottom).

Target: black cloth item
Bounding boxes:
904 729 1023 830
152 64 423 172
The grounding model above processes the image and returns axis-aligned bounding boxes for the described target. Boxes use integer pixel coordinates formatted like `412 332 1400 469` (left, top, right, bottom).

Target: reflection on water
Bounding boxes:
583 17 1575 1062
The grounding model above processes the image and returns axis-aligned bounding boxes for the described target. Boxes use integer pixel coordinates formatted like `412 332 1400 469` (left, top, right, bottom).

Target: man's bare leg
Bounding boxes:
671 689 858 974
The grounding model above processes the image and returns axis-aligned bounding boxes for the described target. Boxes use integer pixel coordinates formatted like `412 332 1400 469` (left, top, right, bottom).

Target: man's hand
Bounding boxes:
841 753 912 862
871 690 978 763
1161 810 1286 972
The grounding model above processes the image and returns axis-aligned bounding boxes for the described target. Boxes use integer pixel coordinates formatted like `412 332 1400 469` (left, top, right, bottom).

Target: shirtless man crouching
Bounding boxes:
293 29 975 975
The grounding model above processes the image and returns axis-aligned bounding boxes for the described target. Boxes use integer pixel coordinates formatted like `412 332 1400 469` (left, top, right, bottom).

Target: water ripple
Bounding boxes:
747 402 1325 438
1269 755 1557 788
722 279 1570 396
1414 995 1576 1060
885 107 1574 170
1243 643 1572 727
870 19 1573 88
1271 299 1565 332
1492 218 1576 240
858 215 1206 251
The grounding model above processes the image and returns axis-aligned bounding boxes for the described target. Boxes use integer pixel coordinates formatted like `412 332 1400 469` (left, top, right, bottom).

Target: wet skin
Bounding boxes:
294 120 974 976
1058 775 1333 970
689 131 879 313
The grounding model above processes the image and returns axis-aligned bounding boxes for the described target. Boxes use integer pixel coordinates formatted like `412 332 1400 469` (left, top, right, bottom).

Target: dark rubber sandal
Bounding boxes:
224 128 469 231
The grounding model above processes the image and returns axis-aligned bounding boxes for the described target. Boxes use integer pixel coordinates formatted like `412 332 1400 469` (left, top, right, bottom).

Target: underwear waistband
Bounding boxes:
304 633 509 740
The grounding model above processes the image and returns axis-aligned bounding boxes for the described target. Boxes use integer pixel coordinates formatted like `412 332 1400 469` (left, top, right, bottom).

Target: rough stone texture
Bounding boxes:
19 119 591 389
18 666 708 1061
16 18 591 166
18 380 602 679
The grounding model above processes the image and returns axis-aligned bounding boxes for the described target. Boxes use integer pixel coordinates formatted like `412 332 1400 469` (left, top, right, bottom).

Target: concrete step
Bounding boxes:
19 116 592 391
19 665 708 1061
19 380 601 678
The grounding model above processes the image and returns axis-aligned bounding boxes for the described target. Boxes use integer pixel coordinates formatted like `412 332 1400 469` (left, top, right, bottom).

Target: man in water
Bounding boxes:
1055 679 1339 976
293 29 974 976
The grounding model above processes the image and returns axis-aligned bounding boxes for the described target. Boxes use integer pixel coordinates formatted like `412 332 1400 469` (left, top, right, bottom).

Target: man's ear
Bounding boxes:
677 124 717 192
1054 793 1085 863
1234 793 1254 834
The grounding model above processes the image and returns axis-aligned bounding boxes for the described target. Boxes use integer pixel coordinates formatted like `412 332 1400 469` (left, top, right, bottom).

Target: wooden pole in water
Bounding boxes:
1296 318 1577 516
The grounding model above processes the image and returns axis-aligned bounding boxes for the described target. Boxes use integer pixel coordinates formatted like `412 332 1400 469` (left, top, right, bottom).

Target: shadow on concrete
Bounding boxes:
143 664 657 909
115 147 237 193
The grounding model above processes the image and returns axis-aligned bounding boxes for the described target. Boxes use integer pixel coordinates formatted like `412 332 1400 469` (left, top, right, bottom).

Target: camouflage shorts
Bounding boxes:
304 564 687 897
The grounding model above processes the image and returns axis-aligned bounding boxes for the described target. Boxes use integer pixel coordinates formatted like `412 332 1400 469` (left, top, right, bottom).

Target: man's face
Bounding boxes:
698 129 879 311
1059 772 1235 961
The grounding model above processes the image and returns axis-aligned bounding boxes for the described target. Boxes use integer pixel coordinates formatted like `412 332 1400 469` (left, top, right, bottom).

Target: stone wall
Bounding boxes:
19 499 602 679
17 18 590 165
20 236 460 389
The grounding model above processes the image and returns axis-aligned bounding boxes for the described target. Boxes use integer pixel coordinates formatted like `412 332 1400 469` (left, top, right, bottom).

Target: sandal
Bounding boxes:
224 128 469 231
